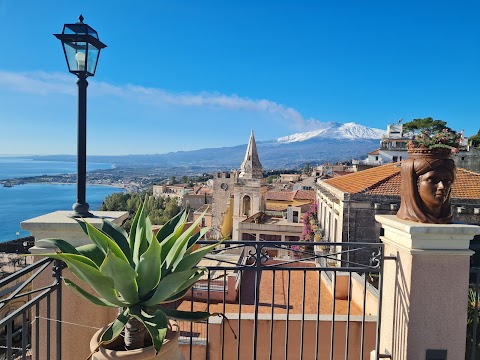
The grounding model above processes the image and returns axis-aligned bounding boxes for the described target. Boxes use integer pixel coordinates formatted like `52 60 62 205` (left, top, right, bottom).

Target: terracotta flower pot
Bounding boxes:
89 321 185 360
407 145 452 160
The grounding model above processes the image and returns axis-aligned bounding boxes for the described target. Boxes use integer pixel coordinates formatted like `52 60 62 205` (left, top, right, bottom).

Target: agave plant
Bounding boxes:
38 204 220 354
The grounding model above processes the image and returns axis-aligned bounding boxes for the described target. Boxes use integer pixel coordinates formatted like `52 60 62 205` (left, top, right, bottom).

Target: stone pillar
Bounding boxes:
375 215 480 360
21 211 128 360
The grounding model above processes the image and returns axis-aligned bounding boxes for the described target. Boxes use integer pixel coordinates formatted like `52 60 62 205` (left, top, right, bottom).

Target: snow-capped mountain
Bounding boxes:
276 122 385 143
34 122 384 170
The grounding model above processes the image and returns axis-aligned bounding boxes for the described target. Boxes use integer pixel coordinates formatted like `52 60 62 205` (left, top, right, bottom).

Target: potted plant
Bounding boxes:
407 128 462 157
39 203 221 359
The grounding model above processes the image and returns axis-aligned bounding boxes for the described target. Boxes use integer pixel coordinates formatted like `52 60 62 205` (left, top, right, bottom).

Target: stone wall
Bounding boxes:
211 172 237 235
454 147 480 173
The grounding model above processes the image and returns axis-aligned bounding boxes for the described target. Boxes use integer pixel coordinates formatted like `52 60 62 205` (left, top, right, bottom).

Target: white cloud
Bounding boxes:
0 69 329 132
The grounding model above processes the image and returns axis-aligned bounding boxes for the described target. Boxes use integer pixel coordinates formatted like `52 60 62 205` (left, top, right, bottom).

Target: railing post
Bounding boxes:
375 215 480 360
252 242 262 360
53 260 63 360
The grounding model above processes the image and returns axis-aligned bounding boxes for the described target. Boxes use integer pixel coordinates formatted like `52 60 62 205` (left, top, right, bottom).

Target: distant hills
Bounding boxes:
33 122 385 170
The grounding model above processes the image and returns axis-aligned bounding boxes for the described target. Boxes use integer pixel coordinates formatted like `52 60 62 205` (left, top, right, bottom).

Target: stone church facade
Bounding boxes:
211 131 268 240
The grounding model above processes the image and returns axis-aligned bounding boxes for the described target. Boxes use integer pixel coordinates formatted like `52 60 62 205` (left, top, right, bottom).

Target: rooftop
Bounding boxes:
266 190 315 202
322 163 480 199
177 260 363 317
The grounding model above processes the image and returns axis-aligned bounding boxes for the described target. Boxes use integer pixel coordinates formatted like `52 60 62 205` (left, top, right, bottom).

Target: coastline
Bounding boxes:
1 178 127 190
0 182 125 243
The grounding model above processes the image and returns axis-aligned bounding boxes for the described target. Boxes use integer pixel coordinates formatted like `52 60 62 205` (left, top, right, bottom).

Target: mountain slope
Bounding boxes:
33 122 382 170
276 122 384 143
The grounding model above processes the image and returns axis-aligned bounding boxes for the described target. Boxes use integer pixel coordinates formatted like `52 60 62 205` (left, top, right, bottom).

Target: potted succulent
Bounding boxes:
39 204 221 359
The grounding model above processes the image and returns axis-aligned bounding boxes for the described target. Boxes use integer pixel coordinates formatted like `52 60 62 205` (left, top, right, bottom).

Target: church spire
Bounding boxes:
239 130 263 179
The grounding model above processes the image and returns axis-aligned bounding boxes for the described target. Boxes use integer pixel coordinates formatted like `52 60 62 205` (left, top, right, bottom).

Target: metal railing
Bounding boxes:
178 240 384 360
0 258 62 360
0 241 383 360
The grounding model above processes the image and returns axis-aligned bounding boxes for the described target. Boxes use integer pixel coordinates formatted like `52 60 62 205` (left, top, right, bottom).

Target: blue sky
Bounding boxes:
0 0 479 155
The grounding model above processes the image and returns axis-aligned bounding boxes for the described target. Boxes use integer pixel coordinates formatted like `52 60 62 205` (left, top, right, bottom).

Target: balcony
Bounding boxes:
0 241 383 360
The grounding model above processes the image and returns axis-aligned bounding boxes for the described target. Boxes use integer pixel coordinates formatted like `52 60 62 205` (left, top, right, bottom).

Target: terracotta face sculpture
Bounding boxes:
397 155 456 224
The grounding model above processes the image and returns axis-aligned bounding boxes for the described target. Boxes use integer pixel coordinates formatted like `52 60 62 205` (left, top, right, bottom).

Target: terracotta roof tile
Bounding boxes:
324 163 401 194
266 191 295 201
194 204 211 214
293 190 315 200
323 163 480 200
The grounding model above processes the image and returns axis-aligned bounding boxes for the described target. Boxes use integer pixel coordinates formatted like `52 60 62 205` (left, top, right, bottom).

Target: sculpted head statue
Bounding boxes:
397 151 456 224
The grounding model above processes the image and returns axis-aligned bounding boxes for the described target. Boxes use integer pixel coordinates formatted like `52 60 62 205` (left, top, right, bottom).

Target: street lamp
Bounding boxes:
54 15 107 217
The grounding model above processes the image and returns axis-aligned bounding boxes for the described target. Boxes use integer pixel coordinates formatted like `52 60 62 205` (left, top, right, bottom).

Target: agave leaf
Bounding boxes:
168 269 205 298
145 217 153 245
76 244 105 268
46 253 126 307
184 227 209 254
136 235 162 299
84 221 129 264
159 307 211 322
142 269 198 307
37 238 82 255
100 250 139 304
166 210 206 269
72 218 89 236
160 287 190 303
44 252 98 268
130 306 168 354
101 219 132 265
174 241 221 272
158 218 188 267
132 204 150 265
99 308 130 345
129 202 144 254
155 211 185 243
63 278 118 307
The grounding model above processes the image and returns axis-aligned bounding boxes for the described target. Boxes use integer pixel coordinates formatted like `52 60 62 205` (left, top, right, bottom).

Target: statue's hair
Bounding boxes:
397 157 455 224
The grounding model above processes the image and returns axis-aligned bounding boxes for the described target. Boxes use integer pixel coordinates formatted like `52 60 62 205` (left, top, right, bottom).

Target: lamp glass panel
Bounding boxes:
63 41 88 73
87 43 100 75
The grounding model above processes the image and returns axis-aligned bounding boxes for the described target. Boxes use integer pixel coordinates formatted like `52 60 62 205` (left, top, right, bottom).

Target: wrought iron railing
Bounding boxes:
178 240 384 360
0 258 62 360
0 241 383 360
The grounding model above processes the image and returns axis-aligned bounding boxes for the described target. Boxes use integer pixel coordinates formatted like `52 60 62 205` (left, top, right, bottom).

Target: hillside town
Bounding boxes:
0 115 480 360
1 5 480 358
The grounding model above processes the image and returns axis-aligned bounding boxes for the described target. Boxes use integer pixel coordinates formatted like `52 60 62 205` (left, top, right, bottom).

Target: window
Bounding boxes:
242 195 251 216
293 211 299 223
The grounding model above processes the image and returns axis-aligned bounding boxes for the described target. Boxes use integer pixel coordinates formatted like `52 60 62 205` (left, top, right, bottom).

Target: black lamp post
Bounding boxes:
54 15 107 217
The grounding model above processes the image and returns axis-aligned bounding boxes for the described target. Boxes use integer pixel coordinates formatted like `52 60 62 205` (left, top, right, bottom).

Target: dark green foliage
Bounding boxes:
469 129 480 148
100 189 181 231
403 117 454 135
466 285 480 359
266 175 277 184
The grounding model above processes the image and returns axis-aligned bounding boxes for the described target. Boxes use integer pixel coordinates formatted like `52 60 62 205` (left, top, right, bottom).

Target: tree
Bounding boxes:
100 188 182 231
469 129 480 148
403 117 453 136
266 175 277 184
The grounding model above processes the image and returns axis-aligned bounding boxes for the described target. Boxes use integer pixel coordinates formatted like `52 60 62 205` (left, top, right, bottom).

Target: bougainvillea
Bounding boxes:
300 202 318 241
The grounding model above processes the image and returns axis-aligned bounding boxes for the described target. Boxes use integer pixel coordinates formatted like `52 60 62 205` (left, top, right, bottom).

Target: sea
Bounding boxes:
0 157 124 243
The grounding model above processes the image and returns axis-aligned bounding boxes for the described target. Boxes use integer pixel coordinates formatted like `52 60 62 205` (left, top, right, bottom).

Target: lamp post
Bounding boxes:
54 15 107 217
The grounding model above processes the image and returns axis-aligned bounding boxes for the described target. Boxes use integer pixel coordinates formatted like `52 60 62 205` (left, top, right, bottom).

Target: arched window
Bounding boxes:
242 195 251 217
